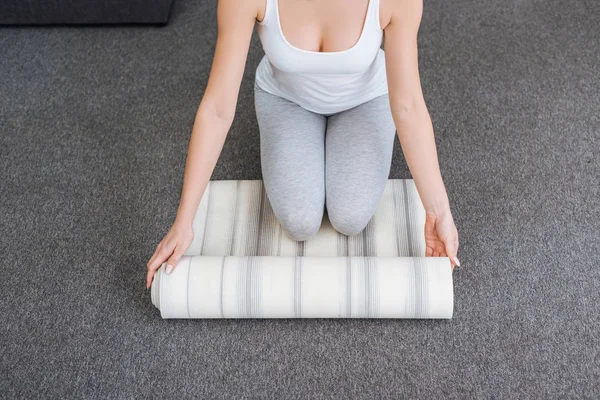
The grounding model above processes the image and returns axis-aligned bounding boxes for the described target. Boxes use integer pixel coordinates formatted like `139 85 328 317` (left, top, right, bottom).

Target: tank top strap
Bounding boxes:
258 0 274 26
368 0 382 31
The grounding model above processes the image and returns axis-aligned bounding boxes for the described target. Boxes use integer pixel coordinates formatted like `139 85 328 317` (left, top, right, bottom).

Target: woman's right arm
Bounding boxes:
146 0 260 288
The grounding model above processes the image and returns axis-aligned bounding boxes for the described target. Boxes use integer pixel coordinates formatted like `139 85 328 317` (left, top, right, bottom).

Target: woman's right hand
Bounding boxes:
146 220 194 289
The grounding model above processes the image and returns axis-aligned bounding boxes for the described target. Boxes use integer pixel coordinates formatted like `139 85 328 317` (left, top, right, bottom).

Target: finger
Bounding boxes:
147 241 175 272
147 242 164 267
434 241 446 257
146 264 163 289
444 235 460 269
146 249 173 289
426 245 434 257
147 239 169 268
424 224 433 257
146 247 163 289
164 249 184 275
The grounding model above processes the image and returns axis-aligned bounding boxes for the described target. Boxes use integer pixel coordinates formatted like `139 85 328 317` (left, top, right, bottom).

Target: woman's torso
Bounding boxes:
255 0 389 115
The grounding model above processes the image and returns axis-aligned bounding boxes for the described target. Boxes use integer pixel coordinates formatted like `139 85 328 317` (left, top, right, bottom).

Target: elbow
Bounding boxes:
390 96 427 124
198 102 235 127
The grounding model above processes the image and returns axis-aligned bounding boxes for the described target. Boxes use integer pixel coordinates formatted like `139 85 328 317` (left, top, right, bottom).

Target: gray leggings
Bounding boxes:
254 83 397 241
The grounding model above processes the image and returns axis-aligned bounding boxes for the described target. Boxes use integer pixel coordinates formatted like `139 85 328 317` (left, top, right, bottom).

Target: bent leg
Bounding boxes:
325 94 397 236
254 84 327 241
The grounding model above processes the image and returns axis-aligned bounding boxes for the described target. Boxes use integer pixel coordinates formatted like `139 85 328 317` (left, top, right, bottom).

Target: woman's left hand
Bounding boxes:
424 208 460 271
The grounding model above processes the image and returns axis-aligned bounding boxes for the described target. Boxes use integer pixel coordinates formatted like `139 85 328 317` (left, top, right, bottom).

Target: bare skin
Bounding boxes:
146 0 460 289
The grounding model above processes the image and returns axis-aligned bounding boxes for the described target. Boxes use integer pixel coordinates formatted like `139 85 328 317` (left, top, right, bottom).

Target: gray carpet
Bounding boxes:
1 0 599 398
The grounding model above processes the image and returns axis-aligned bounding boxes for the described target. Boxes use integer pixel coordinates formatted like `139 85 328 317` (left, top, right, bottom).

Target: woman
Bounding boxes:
146 0 460 288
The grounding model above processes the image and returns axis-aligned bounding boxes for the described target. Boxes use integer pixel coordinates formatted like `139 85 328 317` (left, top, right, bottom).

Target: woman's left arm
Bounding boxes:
383 0 460 269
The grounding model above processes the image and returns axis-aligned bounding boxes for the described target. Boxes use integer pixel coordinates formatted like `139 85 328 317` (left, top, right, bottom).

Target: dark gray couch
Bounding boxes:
0 0 175 25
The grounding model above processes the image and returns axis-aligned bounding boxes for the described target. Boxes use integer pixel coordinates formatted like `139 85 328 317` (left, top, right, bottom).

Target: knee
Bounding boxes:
277 207 324 241
327 204 372 236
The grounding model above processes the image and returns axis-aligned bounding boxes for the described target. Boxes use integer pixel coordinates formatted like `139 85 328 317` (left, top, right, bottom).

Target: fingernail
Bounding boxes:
166 264 173 274
452 257 461 267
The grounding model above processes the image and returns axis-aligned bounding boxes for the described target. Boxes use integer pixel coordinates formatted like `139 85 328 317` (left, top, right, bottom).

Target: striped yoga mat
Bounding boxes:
151 179 454 319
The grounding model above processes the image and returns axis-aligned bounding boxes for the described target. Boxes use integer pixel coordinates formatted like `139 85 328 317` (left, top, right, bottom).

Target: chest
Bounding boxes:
257 0 383 74
277 0 374 53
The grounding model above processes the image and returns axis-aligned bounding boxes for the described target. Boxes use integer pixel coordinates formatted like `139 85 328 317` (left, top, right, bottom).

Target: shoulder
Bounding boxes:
217 0 264 22
379 0 423 30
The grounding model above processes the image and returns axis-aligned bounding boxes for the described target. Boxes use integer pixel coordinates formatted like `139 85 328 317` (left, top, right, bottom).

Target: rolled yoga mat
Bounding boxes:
150 179 454 319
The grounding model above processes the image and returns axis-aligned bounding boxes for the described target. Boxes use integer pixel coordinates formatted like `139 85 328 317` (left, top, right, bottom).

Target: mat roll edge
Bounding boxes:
151 255 453 319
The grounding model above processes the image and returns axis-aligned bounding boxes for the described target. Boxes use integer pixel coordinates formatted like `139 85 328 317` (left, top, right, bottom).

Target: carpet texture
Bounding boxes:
1 0 599 398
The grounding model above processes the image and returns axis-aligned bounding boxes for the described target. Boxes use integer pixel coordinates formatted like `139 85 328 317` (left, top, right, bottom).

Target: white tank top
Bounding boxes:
254 0 389 115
